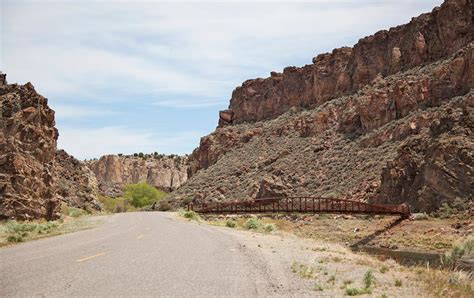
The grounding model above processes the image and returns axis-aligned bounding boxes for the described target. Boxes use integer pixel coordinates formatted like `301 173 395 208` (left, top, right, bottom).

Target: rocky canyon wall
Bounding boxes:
0 76 101 219
88 154 188 197
0 78 60 219
169 0 474 212
219 0 473 126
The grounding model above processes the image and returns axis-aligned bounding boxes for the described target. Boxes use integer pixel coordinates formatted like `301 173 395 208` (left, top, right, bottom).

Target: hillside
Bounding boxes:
167 0 473 212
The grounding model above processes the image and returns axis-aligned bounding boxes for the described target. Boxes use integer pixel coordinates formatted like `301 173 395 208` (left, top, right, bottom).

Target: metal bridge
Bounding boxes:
187 196 410 217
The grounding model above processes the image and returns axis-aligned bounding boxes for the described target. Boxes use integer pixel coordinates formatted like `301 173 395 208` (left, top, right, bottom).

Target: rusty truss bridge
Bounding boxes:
187 197 410 217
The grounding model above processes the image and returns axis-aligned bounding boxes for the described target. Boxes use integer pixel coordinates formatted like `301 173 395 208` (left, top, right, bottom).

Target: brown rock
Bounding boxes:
222 0 473 125
0 78 60 219
88 154 188 197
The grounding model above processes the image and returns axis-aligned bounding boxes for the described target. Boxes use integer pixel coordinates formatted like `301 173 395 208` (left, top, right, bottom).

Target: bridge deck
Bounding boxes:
187 197 410 217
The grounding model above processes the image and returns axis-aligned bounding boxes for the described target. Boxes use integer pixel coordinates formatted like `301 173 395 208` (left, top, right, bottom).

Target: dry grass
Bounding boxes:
0 216 105 247
413 267 473 298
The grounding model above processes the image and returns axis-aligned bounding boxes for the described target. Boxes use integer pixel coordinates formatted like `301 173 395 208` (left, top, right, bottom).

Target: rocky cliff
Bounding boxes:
0 75 100 219
168 0 474 212
54 150 101 211
88 154 188 197
220 0 473 126
0 76 59 219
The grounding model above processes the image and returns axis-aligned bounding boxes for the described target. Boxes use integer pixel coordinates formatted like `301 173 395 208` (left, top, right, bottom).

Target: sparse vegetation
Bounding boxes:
67 207 88 217
363 269 375 289
441 238 473 269
124 183 166 208
244 218 262 230
226 219 237 228
98 195 137 213
181 210 200 221
263 223 276 233
343 269 375 296
380 265 389 273
345 287 372 296
432 197 471 219
4 220 60 243
313 283 323 291
395 278 402 287
290 261 314 279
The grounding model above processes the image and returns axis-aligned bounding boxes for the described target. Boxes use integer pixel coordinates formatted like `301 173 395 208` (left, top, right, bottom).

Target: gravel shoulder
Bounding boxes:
183 214 431 297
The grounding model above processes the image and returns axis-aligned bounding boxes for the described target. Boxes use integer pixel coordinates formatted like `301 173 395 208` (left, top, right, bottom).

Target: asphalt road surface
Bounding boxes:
0 212 283 297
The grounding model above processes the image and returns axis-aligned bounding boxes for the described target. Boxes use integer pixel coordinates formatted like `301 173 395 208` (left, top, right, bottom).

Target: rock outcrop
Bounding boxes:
168 0 474 213
88 154 188 197
0 75 101 219
219 0 473 126
0 77 59 219
54 150 101 211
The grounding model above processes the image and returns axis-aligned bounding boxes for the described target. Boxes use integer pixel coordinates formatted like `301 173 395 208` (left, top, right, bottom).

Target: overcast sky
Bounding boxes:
1 0 442 159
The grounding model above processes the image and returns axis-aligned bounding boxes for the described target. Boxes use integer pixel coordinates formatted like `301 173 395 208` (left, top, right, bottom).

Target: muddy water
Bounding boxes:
356 246 444 267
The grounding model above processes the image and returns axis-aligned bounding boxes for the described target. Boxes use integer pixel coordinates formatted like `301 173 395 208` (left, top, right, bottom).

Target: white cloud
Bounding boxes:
2 0 443 105
2 0 443 158
53 104 115 119
58 126 202 159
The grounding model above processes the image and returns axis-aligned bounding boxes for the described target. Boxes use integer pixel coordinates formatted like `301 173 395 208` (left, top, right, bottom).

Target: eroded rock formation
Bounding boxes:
0 76 101 219
88 154 188 197
220 0 473 126
0 77 59 219
169 0 474 212
54 150 101 211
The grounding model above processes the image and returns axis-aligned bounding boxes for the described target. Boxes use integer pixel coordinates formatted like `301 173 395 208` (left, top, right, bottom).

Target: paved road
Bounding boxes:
0 213 278 297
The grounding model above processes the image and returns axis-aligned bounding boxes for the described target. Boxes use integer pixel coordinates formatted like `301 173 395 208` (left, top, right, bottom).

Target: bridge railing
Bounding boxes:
187 196 410 216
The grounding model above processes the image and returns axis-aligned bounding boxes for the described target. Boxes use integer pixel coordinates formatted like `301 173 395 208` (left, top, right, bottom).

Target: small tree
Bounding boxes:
124 183 166 207
133 153 138 157
138 152 144 158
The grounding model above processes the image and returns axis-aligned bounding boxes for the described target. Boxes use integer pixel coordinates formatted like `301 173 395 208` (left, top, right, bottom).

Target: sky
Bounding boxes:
1 0 442 160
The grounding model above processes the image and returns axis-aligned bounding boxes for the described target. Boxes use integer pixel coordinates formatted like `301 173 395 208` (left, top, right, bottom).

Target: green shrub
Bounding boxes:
363 269 375 289
345 287 372 296
441 238 474 269
395 279 402 287
6 220 36 233
5 220 60 242
244 218 261 230
98 195 136 213
313 283 323 291
68 207 87 218
380 265 389 273
182 211 200 221
226 219 237 228
7 234 24 243
263 223 276 233
124 183 166 208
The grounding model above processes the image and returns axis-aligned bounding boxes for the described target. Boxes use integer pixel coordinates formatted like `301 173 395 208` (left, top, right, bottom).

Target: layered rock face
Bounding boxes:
0 78 59 219
169 0 473 212
54 150 101 211
88 155 188 197
220 0 473 126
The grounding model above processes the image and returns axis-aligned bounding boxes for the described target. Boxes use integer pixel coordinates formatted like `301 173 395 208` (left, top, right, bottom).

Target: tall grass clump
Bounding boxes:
344 269 376 296
441 238 474 269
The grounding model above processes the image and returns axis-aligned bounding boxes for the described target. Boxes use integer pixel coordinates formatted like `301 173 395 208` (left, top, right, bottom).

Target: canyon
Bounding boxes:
168 0 473 213
1 0 472 219
0 73 188 219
